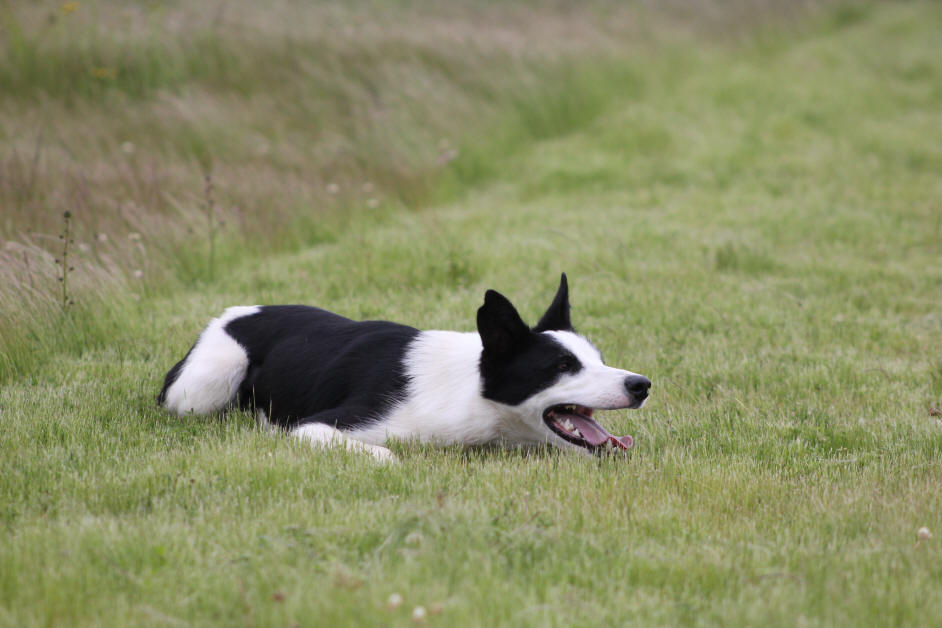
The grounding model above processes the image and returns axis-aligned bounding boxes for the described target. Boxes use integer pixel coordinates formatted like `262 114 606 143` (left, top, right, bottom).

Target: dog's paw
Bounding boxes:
365 444 398 464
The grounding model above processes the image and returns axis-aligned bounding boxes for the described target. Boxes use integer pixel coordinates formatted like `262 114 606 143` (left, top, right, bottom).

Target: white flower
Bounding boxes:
412 606 426 622
438 148 459 165
918 527 931 541
386 593 403 609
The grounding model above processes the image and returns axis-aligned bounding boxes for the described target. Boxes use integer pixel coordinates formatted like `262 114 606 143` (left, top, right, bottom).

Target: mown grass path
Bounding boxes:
2 3 941 626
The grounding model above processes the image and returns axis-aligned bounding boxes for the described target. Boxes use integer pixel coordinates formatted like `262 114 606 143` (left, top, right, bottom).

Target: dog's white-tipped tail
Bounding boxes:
161 306 258 416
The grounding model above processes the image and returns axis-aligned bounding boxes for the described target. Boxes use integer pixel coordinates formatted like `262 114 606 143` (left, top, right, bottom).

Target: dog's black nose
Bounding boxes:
624 374 651 399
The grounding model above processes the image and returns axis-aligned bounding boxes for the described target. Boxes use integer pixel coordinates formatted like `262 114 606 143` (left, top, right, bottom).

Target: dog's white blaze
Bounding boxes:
506 330 641 450
349 331 502 446
162 305 259 416
543 330 640 407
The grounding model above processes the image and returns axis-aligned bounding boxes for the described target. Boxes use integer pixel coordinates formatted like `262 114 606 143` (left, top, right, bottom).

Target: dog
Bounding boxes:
158 274 650 461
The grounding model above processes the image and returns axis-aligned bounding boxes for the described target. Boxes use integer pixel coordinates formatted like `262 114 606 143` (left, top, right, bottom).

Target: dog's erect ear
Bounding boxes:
477 289 530 359
533 273 572 332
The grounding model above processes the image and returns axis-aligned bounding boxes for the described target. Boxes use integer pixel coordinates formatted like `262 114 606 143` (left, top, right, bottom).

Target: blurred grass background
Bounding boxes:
1 0 843 379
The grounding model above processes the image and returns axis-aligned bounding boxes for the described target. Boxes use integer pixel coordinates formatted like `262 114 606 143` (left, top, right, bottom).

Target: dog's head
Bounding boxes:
477 273 650 453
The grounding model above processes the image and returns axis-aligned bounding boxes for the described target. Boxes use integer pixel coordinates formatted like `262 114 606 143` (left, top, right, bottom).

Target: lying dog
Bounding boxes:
158 274 650 461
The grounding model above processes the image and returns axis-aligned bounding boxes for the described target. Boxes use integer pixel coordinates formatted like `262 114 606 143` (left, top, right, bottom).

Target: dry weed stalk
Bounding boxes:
204 173 217 280
55 211 75 309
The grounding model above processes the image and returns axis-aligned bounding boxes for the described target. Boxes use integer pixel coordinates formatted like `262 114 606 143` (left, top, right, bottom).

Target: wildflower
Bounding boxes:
121 141 135 154
412 606 426 622
386 593 403 610
326 182 340 195
96 233 108 243
133 270 143 279
367 198 379 209
61 2 78 13
91 67 117 80
438 148 459 165
918 527 931 541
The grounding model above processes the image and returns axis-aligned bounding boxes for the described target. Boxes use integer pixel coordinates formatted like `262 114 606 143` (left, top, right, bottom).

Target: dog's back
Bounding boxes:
159 305 418 427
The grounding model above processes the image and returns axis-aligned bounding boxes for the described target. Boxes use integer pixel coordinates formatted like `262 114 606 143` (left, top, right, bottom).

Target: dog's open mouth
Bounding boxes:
543 404 634 451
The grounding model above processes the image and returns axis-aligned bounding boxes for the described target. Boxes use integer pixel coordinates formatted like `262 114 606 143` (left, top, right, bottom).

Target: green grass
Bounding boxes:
0 0 648 378
2 1 942 626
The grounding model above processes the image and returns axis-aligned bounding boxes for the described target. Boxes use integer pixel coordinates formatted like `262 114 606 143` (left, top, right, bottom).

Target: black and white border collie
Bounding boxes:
158 274 650 462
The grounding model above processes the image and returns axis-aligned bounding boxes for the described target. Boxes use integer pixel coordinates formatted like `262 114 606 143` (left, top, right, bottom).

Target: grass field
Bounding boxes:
2 1 941 626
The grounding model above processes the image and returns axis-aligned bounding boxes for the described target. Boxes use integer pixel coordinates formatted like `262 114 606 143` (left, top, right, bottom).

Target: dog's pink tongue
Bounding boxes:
569 416 634 450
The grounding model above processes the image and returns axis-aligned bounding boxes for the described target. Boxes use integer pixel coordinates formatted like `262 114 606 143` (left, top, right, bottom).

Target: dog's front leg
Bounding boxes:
291 421 396 463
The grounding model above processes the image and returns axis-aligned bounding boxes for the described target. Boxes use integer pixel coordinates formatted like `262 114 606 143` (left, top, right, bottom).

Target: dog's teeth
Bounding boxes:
562 419 574 431
572 428 582 437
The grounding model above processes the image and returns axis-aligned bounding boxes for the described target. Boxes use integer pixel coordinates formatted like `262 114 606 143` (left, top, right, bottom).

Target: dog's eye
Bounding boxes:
557 358 575 372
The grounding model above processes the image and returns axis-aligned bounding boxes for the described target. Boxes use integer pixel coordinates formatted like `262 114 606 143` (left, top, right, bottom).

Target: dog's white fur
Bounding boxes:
292 422 398 463
163 306 259 416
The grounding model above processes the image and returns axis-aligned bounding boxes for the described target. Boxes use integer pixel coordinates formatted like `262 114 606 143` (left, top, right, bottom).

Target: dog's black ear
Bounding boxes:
477 289 530 359
533 273 572 332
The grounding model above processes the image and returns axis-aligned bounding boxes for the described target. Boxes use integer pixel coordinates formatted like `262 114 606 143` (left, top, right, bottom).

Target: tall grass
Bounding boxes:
0 1 845 381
